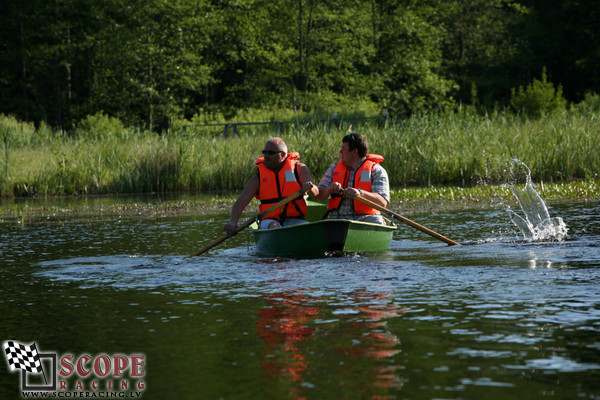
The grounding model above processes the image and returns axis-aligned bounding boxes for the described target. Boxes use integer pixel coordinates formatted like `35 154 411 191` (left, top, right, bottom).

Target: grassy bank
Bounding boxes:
1 181 597 227
1 109 598 198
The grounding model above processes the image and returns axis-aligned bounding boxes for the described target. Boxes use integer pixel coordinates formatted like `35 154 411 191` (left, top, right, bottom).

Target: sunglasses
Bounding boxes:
262 150 283 156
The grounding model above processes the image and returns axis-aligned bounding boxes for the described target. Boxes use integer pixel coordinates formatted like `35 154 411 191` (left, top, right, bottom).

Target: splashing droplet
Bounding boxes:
508 160 568 241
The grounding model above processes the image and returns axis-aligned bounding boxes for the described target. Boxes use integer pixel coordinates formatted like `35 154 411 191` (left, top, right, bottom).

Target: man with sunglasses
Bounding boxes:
315 132 389 224
224 137 319 235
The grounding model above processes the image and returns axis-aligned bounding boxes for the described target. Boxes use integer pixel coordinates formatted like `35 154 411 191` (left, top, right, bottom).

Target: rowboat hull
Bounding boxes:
250 219 396 258
305 199 328 221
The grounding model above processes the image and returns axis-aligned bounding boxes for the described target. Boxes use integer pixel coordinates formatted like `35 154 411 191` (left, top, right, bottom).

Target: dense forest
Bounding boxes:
1 0 598 132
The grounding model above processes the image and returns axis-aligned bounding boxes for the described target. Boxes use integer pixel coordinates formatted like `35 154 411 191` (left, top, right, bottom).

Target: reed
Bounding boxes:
0 109 598 198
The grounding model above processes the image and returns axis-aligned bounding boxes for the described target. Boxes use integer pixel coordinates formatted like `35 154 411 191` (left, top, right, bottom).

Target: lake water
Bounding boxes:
1 196 599 399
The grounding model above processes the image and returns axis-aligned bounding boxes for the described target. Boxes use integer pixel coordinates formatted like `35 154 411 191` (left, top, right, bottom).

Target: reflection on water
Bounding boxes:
255 286 408 398
1 199 600 399
257 291 318 387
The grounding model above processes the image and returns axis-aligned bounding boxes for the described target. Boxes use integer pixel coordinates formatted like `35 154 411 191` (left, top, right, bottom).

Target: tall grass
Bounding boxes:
370 110 599 187
0 108 598 198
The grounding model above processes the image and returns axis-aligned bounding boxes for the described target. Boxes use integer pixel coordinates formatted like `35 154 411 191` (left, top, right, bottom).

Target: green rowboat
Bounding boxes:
249 219 397 258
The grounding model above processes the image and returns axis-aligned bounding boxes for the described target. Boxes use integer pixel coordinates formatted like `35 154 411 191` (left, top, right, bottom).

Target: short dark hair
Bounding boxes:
343 132 368 157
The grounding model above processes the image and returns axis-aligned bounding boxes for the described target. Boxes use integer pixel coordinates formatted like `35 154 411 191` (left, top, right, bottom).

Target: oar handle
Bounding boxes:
355 194 461 246
190 190 304 256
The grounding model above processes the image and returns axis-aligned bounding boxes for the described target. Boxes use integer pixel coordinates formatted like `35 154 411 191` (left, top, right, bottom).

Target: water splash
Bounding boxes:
507 161 568 241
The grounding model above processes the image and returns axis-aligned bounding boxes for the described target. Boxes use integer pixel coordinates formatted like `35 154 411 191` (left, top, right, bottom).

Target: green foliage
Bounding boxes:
0 114 59 146
510 68 567 117
1 108 598 198
12 0 598 130
75 113 127 140
390 179 599 201
572 92 600 114
0 124 9 195
376 4 458 116
115 140 184 193
433 0 527 106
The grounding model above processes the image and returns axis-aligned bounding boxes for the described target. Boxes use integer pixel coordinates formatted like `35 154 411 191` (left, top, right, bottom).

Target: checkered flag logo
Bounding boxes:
3 341 43 374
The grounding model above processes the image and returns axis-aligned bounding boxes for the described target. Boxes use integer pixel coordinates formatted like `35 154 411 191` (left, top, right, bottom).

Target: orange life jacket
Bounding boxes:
256 152 308 221
327 154 384 215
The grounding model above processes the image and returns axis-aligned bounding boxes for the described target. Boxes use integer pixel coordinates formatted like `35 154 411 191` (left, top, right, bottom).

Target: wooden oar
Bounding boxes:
190 189 304 256
355 194 461 246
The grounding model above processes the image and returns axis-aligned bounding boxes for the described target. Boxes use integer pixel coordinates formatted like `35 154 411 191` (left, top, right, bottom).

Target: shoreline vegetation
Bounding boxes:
0 107 598 222
0 181 597 226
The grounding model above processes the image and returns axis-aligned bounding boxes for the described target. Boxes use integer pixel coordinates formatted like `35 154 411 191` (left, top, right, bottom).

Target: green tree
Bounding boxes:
428 0 528 107
291 0 378 109
203 0 289 113
517 0 600 101
2 0 598 129
84 0 215 131
510 67 567 117
1 0 89 127
207 0 379 114
373 1 456 116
